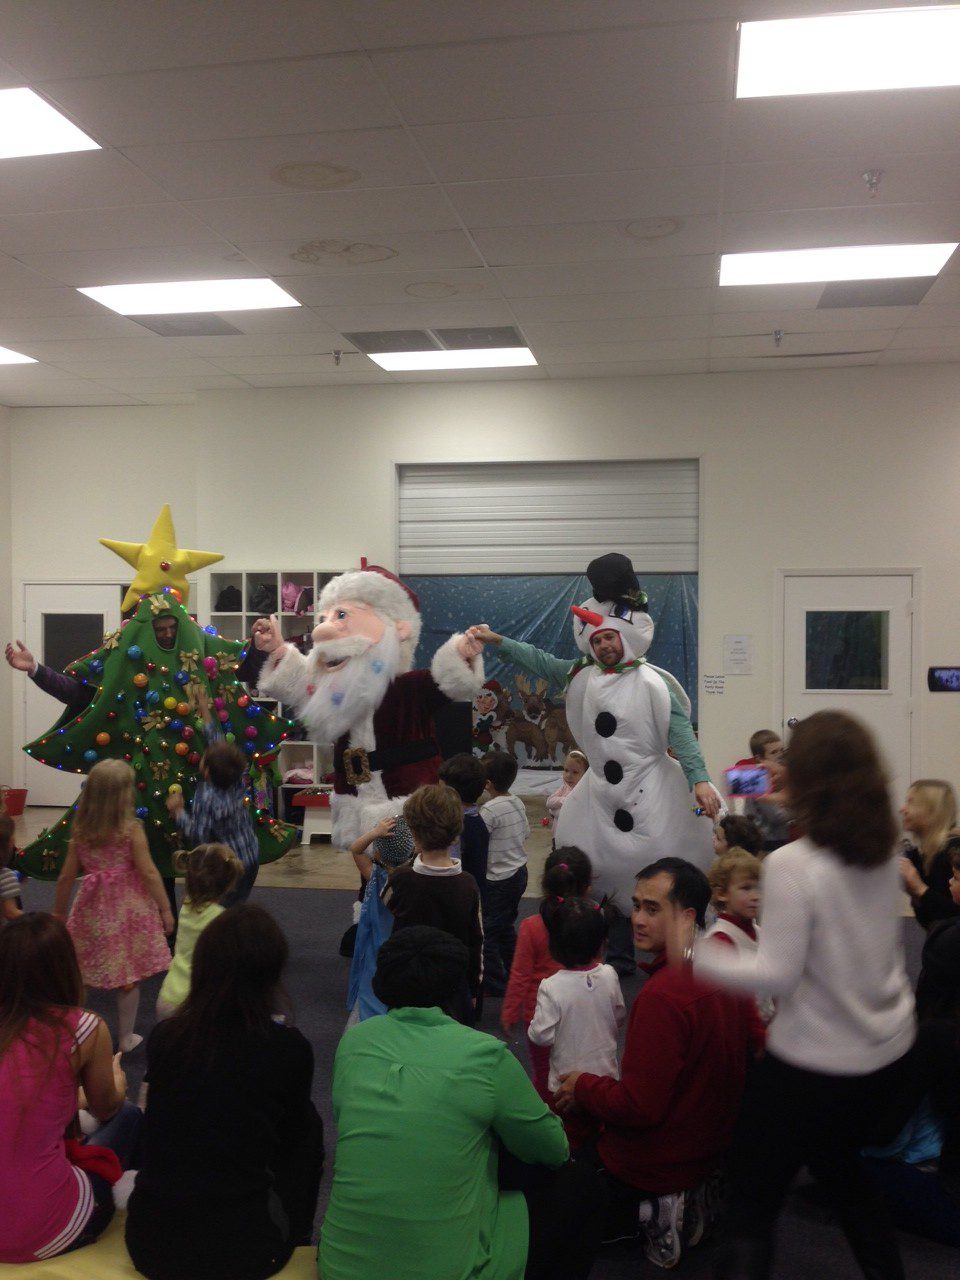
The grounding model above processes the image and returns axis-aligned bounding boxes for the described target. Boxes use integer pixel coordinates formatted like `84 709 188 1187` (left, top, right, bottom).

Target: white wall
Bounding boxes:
6 363 960 790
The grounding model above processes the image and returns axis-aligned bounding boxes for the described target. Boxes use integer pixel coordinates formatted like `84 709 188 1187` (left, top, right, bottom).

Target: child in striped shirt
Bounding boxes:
480 753 530 996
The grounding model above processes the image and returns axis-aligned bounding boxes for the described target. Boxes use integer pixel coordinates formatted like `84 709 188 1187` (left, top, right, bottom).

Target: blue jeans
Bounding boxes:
482 866 528 995
63 1101 143 1254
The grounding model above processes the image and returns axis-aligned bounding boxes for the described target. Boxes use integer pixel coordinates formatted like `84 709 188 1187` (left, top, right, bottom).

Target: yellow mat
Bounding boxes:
0 1216 317 1279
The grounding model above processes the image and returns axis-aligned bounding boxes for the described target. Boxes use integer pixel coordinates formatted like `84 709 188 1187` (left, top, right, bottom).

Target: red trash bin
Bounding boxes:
0 787 28 817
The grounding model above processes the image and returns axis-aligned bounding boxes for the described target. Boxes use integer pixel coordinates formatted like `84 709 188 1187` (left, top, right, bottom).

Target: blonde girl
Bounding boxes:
545 749 588 828
156 844 241 1019
899 778 960 929
54 759 174 1051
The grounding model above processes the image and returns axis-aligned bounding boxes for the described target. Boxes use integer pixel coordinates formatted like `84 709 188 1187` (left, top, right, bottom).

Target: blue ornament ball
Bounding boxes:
127 645 142 661
64 744 73 755
89 658 104 674
169 718 183 733
145 690 161 706
174 670 189 685
204 625 218 635
115 691 126 703
245 704 261 717
243 741 256 754
83 749 98 764
136 805 149 819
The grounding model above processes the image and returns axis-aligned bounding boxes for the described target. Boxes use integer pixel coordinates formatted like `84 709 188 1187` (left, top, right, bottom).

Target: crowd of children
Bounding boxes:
3 716 960 1277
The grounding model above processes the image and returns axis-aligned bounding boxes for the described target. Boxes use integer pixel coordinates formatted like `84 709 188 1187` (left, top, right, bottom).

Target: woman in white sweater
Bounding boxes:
676 710 916 1280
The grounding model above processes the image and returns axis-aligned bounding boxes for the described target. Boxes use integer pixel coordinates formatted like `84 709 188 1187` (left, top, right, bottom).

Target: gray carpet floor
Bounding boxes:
24 878 955 1278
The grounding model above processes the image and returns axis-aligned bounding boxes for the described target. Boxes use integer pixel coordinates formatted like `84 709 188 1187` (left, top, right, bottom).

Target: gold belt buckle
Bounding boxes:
343 746 372 787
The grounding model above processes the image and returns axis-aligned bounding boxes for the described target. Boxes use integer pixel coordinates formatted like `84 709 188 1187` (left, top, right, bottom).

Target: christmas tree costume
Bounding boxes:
15 507 297 879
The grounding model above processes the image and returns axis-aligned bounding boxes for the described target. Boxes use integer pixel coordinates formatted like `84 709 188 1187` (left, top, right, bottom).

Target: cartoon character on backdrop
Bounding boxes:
467 553 721 916
252 560 485 850
472 679 506 755
7 506 298 879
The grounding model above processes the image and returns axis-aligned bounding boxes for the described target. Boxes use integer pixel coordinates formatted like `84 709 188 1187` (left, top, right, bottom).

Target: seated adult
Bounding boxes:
554 858 764 1270
0 913 141 1263
320 925 570 1280
125 905 324 1280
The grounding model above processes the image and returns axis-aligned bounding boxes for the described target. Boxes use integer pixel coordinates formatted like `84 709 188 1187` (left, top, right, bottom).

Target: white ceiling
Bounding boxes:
0 0 956 405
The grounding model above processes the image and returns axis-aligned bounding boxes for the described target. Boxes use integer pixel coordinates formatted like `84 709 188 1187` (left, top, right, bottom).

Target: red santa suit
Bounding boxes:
256 566 483 848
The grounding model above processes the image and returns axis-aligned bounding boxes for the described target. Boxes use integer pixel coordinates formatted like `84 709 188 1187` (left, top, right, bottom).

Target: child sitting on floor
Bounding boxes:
156 843 242 1019
0 815 23 921
529 894 624 1144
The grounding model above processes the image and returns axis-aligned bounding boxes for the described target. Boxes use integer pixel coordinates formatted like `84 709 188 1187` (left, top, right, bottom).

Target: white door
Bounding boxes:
22 584 123 807
783 574 914 807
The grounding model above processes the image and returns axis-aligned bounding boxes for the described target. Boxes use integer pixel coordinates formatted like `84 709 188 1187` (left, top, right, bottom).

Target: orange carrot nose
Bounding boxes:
571 605 604 627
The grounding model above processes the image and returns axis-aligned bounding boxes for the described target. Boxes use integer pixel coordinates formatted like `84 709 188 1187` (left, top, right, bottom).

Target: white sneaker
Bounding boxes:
641 1193 684 1269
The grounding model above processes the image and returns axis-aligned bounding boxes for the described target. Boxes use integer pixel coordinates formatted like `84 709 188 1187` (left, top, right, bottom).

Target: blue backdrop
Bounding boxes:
409 573 700 726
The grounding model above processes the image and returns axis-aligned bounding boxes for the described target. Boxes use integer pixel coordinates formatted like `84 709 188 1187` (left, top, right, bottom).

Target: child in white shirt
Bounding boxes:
704 846 773 1023
480 752 531 995
529 895 624 1144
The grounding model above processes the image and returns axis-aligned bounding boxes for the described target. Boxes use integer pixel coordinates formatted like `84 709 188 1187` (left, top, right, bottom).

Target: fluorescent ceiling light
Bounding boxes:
77 279 301 315
0 87 99 158
368 347 538 371
719 243 958 287
737 8 960 97
0 345 37 364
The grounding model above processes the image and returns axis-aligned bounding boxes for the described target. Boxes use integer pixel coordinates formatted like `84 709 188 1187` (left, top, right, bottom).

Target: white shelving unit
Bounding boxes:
207 569 339 818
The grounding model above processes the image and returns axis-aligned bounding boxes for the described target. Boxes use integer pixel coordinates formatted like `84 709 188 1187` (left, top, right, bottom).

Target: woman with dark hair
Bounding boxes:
125 905 324 1280
320 925 570 1280
0 914 140 1262
672 710 917 1280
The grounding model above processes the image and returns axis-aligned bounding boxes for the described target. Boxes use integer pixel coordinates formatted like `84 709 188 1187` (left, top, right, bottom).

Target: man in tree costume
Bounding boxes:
5 506 297 880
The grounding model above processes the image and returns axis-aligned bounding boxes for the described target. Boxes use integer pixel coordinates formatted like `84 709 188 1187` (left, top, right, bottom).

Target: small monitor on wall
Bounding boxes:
927 668 960 692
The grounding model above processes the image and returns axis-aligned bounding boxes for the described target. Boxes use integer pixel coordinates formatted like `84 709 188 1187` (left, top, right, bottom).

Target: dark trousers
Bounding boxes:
221 859 259 907
719 1048 915 1280
65 1101 143 1255
482 865 528 994
605 910 636 978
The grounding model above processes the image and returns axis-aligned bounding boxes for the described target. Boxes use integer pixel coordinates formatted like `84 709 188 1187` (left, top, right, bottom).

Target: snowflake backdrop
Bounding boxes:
409 573 700 728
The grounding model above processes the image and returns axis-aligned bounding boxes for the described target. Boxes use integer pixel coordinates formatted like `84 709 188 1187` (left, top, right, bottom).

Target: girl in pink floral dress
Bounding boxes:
54 759 174 1051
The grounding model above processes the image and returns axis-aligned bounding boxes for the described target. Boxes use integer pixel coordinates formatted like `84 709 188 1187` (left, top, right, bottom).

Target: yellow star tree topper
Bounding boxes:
101 505 223 611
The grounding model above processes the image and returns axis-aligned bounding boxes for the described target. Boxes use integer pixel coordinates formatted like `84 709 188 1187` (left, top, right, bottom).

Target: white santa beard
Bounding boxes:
305 624 400 744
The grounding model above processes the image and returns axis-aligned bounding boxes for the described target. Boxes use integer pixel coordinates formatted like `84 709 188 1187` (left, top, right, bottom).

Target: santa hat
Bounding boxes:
482 679 503 694
318 560 422 654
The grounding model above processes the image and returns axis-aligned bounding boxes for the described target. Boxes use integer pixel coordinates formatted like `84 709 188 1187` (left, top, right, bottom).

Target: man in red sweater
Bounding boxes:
554 857 764 1270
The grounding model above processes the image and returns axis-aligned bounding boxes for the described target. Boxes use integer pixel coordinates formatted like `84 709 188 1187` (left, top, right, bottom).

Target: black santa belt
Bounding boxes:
338 739 440 787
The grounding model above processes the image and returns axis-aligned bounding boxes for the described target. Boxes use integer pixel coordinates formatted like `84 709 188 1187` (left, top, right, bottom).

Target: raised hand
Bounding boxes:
251 615 283 654
4 640 35 672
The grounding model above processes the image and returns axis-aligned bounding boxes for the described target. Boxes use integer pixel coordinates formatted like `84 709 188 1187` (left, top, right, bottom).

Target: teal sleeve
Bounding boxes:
498 636 574 690
665 685 710 787
491 1046 569 1168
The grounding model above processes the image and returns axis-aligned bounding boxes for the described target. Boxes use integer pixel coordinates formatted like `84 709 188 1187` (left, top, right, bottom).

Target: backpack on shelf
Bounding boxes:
249 582 278 615
214 585 242 611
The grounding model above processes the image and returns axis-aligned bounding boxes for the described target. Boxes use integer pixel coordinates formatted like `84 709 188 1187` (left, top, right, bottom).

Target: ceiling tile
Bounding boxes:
877 349 960 365
120 129 435 201
710 307 916 337
314 300 519 333
240 231 483 277
0 203 227 255
723 154 960 216
369 24 734 124
0 1 359 78
523 315 712 346
720 204 960 253
412 104 728 182
276 268 500 307
710 331 895 358
475 219 719 267
543 358 710 378
494 256 718 296
713 282 826 312
12 245 263 287
536 337 710 362
447 169 722 229
0 150 170 216
511 289 714 323
40 56 401 148
887 327 960 350
903 305 960 330
187 186 456 243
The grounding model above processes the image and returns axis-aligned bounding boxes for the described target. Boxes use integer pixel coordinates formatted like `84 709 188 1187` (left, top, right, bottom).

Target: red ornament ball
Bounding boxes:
124 753 133 762
217 709 229 723
244 726 258 739
107 711 117 721
187 751 200 766
237 694 250 709
181 726 194 741
146 662 156 674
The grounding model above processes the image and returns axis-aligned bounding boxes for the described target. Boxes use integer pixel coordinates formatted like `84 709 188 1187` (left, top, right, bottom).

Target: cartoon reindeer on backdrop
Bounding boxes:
506 674 577 764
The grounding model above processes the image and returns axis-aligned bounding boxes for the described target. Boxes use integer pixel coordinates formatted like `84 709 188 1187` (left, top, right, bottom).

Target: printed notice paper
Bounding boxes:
723 635 753 676
703 675 725 695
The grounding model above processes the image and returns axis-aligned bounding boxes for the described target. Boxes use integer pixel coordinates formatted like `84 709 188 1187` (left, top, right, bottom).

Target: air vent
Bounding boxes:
343 326 525 354
131 314 243 337
753 349 883 359
817 277 935 309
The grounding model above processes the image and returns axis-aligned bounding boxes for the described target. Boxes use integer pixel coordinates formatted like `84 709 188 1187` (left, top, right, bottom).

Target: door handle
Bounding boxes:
786 717 799 728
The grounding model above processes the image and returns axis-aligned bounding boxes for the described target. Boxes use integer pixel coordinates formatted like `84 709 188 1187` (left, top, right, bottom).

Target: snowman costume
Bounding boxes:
500 555 717 914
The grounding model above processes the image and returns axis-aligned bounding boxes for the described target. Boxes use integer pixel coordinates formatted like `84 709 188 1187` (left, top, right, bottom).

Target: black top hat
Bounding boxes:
586 553 649 610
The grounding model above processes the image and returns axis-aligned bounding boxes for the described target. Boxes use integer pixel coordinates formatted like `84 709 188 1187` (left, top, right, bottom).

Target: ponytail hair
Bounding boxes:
540 845 593 929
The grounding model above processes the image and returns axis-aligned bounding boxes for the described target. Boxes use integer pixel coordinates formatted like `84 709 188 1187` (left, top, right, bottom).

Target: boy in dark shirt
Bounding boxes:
438 753 489 885
385 785 483 1023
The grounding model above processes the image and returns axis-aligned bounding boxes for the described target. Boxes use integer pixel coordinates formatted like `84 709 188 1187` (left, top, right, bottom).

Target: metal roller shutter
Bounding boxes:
398 460 699 575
